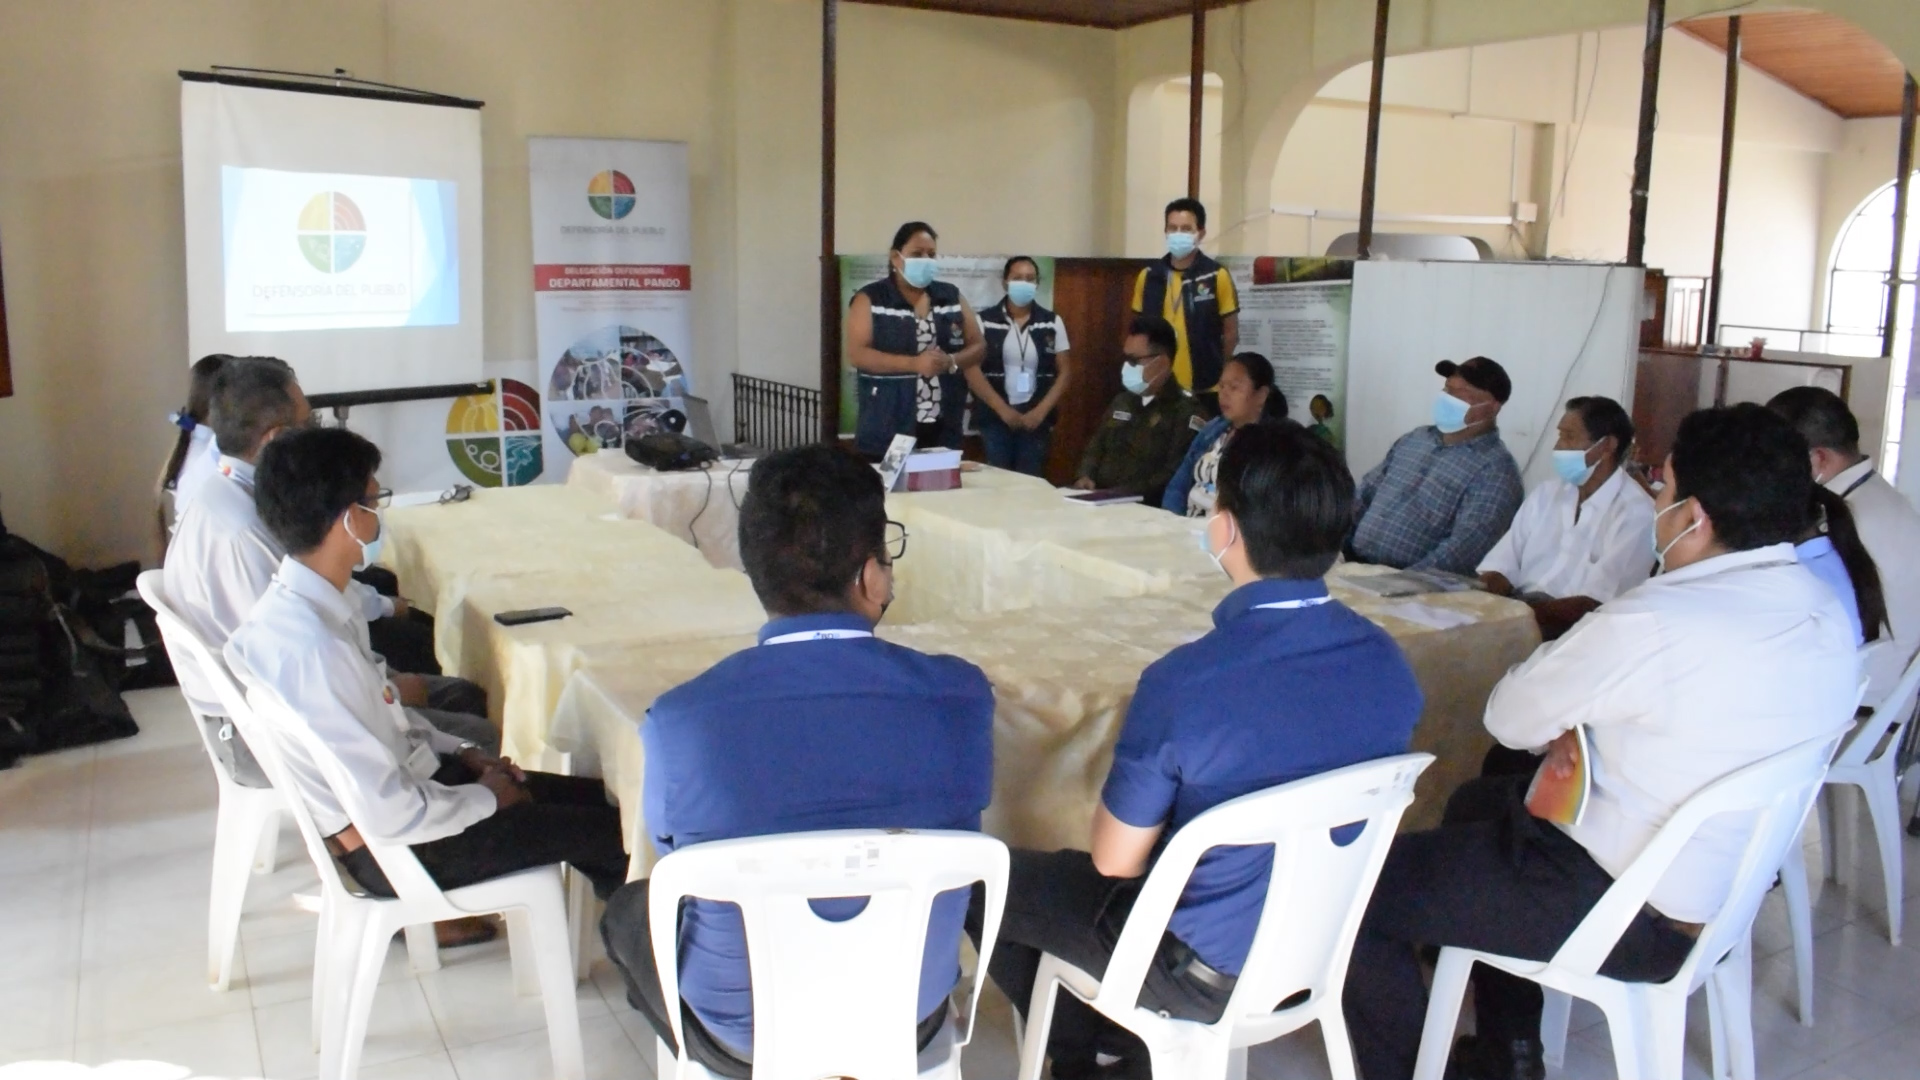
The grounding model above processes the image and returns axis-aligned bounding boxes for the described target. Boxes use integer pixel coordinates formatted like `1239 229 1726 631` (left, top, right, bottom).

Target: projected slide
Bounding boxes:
220 166 459 332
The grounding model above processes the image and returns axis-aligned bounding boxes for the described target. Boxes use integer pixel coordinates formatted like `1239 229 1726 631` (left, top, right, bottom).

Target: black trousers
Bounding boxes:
339 759 629 902
968 848 1233 1076
1342 775 1697 1080
599 880 948 1080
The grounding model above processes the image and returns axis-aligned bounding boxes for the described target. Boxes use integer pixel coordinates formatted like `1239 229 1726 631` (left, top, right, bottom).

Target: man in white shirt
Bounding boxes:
1344 404 1859 1080
1769 386 1920 709
224 426 628 901
1478 396 1655 640
163 358 496 789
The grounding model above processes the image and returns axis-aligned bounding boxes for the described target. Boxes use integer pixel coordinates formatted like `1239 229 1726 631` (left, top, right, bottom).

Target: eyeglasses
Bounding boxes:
358 487 393 511
884 520 909 561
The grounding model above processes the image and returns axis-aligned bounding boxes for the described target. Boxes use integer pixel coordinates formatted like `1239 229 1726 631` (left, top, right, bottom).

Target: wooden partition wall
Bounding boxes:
1037 257 1151 485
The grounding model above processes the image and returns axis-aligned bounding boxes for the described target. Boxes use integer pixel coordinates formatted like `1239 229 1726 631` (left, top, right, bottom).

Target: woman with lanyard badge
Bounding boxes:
1164 351 1288 516
847 222 986 458
966 257 1074 476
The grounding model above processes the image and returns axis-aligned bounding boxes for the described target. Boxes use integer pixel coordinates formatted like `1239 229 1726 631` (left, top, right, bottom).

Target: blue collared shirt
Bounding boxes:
1351 426 1524 573
1101 577 1423 974
642 612 995 1056
1796 535 1864 645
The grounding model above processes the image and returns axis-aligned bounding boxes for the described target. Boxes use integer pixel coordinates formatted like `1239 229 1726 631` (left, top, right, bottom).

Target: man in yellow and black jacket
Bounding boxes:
1131 197 1240 396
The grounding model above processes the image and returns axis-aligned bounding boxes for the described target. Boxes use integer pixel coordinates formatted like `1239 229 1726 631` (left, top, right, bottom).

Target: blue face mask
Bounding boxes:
1006 280 1038 307
1552 444 1599 486
1166 232 1198 259
1122 362 1150 396
346 506 384 571
899 257 938 289
1432 391 1473 434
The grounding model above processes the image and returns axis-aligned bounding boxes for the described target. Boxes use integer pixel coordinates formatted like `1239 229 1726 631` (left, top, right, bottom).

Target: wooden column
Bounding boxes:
1624 0 1666 267
1355 0 1390 259
1883 74 1916 362
1187 0 1206 199
1704 16 1740 347
819 0 840 441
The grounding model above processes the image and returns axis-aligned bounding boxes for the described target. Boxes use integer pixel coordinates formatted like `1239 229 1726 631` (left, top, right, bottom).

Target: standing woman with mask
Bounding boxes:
846 222 986 458
966 257 1074 476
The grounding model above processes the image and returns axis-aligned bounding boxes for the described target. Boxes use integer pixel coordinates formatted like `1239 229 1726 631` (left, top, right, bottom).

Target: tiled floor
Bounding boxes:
3 688 1918 1079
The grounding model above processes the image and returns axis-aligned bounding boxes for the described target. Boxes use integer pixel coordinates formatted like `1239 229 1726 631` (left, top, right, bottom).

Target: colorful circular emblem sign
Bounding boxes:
297 191 367 273
587 170 636 221
446 379 544 488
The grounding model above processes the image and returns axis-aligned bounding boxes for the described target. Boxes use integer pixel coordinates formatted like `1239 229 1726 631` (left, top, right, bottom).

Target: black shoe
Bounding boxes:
1445 1035 1545 1080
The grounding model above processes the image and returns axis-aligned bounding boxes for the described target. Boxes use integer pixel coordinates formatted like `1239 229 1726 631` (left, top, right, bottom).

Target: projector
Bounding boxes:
626 432 720 472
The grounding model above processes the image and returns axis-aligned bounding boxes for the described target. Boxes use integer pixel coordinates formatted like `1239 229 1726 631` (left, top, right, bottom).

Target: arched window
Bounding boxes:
1827 176 1917 336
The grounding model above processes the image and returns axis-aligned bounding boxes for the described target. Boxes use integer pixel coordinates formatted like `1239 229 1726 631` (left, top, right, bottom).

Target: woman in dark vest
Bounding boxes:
846 221 985 458
965 256 1075 477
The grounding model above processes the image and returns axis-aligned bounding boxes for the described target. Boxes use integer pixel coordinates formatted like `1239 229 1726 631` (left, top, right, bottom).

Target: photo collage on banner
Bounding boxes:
529 137 694 470
835 256 1056 436
1219 257 1355 451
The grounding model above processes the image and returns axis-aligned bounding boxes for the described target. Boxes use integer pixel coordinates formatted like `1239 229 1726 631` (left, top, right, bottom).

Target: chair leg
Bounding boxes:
1708 943 1756 1080
1320 1008 1361 1080
1411 950 1474 1080
1017 961 1065 1080
404 923 441 974
251 806 281 875
1226 1044 1249 1080
324 910 395 1080
1780 836 1815 1025
1818 786 1840 883
567 871 600 984
206 793 255 991
1863 764 1906 946
1616 986 1685 1080
507 906 540 996
657 1035 678 1080
1539 989 1572 1069
525 890 587 1080
312 896 336 1052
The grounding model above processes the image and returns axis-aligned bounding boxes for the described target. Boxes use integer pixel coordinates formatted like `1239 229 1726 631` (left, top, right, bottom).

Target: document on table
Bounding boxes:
1375 601 1479 630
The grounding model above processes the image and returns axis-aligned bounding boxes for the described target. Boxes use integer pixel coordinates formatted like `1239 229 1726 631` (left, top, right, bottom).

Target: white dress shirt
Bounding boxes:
170 425 220 528
1828 459 1920 706
1477 469 1656 602
997 312 1070 407
163 455 393 715
224 557 494 843
1483 545 1858 923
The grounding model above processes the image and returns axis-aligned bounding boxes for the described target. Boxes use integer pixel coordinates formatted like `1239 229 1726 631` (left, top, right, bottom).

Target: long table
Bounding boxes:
382 469 1541 880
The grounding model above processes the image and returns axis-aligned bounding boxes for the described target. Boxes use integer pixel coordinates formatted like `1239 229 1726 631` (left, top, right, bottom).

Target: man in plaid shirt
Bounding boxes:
1349 357 1524 573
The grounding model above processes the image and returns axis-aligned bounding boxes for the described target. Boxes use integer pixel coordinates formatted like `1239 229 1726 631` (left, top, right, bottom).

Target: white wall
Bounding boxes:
1124 75 1222 257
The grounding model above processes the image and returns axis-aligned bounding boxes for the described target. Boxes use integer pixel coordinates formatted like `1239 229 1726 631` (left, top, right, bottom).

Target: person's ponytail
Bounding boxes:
1815 486 1889 643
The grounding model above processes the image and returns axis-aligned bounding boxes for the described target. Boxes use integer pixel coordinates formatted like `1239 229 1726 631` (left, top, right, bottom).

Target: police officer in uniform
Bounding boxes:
846 221 986 457
967 256 1074 476
1074 315 1202 503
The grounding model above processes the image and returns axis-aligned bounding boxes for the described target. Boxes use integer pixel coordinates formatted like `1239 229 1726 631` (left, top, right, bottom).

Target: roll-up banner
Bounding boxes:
529 137 695 468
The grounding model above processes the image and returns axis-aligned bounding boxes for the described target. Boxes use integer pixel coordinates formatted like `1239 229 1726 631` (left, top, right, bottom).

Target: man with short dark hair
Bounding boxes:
600 444 995 1078
1131 198 1240 394
1073 314 1201 501
1768 385 1920 708
1349 357 1524 574
223 428 628 905
1479 395 1656 639
985 422 1423 1079
1344 403 1859 1080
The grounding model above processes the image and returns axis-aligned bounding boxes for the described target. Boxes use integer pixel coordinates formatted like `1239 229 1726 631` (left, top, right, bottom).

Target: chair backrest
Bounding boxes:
1550 733 1842 988
648 829 1010 1080
1835 647 1920 769
135 569 242 781
1091 753 1433 1040
137 568 362 902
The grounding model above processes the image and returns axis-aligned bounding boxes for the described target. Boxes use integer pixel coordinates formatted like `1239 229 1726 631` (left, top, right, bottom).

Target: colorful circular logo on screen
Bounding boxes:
445 379 544 488
587 170 636 220
297 192 367 273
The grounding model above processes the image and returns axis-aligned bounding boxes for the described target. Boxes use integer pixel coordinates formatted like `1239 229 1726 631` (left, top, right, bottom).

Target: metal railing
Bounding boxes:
731 374 822 452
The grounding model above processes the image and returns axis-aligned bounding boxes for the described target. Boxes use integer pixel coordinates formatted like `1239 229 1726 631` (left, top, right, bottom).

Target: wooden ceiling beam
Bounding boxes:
1680 12 1908 119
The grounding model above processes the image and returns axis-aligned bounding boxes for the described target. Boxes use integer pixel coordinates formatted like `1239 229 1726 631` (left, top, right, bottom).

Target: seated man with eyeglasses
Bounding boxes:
224 427 630 905
600 443 996 1078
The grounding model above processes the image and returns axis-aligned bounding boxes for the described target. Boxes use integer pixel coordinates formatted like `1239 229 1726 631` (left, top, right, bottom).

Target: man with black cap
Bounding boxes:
1349 357 1524 574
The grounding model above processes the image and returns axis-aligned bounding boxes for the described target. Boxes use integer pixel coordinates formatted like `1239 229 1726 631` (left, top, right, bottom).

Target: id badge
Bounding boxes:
406 739 441 780
1011 370 1034 396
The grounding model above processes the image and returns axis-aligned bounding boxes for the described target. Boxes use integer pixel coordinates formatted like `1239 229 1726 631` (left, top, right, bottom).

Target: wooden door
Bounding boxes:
1045 258 1149 485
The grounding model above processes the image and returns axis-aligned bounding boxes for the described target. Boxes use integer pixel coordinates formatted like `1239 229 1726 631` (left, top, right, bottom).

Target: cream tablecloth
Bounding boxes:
546 564 1540 878
565 451 754 570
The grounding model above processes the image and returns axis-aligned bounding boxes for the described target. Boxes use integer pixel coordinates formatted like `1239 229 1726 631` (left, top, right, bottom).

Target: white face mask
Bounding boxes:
1650 498 1699 574
1198 512 1235 576
344 505 385 572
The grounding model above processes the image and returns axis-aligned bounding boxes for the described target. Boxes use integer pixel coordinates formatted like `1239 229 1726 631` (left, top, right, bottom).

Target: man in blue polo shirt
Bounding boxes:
975 422 1424 1078
600 443 996 1078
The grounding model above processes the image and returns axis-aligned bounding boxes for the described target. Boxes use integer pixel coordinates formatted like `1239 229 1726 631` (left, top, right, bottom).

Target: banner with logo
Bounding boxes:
835 256 1056 436
529 137 694 469
1220 257 1353 450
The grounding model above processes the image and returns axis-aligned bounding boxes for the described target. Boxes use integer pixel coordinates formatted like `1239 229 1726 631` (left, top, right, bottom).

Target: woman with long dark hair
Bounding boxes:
1797 484 1890 647
1163 351 1287 516
845 222 985 458
156 354 230 549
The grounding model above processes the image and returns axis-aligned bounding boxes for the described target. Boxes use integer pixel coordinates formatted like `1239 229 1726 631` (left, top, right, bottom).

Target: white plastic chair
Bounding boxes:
136 569 285 992
1019 753 1434 1080
648 829 1010 1080
147 575 585 1080
1815 648 1920 946
1412 734 1842 1080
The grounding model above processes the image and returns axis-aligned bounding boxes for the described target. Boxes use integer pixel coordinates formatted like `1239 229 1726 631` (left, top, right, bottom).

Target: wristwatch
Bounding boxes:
456 741 480 755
